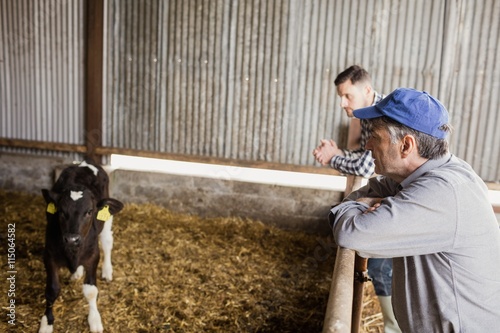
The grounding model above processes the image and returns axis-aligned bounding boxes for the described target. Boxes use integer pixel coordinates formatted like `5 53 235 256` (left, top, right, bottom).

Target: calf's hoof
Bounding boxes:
39 315 54 333
71 265 84 280
88 309 104 333
101 264 113 282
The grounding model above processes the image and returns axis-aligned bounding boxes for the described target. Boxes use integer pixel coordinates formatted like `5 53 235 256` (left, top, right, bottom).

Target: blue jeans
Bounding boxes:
367 258 393 296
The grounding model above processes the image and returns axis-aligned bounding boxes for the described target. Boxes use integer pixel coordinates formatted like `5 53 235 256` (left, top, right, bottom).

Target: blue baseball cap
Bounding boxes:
353 88 449 139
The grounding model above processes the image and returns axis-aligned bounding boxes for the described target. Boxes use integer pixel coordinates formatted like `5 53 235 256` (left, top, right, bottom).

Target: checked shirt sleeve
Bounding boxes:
330 150 375 177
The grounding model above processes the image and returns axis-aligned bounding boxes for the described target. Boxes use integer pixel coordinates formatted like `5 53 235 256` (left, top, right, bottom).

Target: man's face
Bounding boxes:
336 80 372 117
365 126 402 179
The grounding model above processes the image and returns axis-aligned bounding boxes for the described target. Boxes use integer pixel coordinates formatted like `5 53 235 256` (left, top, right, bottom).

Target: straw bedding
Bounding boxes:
0 190 382 332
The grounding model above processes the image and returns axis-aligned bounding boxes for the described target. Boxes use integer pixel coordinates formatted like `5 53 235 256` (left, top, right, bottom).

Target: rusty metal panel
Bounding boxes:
0 0 85 146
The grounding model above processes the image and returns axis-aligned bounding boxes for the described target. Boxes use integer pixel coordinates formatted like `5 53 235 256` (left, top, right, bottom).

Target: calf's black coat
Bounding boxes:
40 159 123 329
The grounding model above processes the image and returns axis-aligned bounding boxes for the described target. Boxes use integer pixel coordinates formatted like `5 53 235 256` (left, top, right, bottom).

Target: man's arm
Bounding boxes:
312 139 344 165
329 177 458 258
330 150 375 177
313 141 375 177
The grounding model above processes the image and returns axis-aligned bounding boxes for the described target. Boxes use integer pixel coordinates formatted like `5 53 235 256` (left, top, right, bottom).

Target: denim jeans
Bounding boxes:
367 258 393 296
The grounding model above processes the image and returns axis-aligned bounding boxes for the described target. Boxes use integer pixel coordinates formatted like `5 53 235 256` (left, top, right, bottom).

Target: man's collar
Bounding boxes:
399 153 452 189
372 91 384 106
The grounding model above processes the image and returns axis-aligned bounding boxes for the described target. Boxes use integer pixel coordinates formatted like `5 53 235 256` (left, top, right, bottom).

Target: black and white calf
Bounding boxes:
39 159 123 333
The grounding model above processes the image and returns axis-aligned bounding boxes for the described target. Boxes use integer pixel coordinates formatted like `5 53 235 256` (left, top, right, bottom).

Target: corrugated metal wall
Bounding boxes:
441 0 500 182
0 0 85 144
1 0 499 181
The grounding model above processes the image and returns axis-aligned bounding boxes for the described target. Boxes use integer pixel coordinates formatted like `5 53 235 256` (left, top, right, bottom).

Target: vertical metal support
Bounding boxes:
84 0 104 160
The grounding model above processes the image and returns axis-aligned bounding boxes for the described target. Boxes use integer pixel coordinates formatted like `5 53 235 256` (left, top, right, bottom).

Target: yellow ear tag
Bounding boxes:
47 202 57 214
97 205 111 221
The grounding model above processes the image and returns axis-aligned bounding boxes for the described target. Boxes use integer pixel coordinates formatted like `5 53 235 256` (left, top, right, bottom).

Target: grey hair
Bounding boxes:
370 116 451 159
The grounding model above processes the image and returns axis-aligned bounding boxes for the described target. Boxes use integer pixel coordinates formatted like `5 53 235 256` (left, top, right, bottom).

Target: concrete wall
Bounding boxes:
0 153 342 234
0 153 74 194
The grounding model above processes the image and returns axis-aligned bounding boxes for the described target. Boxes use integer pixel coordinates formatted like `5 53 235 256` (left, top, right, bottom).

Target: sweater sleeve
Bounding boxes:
329 176 459 258
330 150 375 177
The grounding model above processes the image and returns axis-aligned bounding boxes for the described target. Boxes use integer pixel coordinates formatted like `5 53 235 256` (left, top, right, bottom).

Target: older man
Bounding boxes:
329 88 500 332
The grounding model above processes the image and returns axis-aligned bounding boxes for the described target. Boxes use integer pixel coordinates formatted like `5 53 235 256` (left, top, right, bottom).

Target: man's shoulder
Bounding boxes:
407 155 483 194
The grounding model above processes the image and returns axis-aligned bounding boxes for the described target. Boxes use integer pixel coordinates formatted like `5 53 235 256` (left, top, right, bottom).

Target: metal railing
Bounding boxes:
322 174 367 333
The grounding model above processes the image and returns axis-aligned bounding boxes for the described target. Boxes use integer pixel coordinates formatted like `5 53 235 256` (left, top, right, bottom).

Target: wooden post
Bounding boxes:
84 0 104 160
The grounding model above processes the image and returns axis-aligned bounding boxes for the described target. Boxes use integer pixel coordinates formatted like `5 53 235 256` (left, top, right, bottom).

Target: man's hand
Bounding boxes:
356 197 383 214
312 139 344 165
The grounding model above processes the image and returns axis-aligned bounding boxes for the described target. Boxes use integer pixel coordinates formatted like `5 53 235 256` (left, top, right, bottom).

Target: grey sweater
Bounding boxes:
329 153 500 333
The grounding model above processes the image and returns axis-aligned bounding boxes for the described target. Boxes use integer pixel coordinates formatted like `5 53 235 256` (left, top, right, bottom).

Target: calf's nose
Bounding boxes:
64 234 82 246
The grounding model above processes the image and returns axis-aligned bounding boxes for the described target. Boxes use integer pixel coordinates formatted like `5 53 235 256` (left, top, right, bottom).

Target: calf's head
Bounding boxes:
42 186 124 250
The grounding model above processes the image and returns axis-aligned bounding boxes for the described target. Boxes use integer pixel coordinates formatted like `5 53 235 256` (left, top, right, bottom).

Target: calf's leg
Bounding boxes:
39 259 60 333
83 284 103 333
71 265 85 280
83 252 103 333
99 216 114 281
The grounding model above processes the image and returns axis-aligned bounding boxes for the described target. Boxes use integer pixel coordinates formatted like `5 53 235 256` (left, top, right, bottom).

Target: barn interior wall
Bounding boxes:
0 152 338 234
2 0 499 182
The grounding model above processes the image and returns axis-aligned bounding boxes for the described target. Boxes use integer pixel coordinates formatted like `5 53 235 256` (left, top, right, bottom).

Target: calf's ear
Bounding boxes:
97 198 124 215
41 189 57 204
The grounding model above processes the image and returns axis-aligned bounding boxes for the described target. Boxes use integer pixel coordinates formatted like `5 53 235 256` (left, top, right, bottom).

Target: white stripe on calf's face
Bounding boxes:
70 191 84 201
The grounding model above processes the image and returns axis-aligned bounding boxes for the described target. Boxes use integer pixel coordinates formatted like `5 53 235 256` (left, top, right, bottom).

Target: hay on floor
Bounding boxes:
0 190 382 332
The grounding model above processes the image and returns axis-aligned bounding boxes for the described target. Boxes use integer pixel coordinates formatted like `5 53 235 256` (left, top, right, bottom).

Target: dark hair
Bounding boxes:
334 65 371 86
370 116 451 159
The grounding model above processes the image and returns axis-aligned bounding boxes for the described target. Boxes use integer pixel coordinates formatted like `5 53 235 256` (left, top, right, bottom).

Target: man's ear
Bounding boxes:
364 83 373 96
401 135 417 157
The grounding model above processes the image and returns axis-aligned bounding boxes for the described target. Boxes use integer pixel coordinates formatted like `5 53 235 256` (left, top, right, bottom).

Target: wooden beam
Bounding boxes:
1 138 499 194
0 138 340 176
84 0 104 159
0 138 87 153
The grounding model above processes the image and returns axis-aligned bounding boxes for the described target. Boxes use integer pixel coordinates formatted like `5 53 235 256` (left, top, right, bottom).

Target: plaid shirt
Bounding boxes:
330 91 384 177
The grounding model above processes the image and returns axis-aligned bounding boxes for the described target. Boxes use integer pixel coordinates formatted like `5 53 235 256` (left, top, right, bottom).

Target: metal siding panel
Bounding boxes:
0 0 84 145
485 1 500 181
2 0 499 181
276 0 291 163
303 0 324 165
445 0 492 179
214 1 226 157
472 0 500 181
185 0 196 156
441 0 500 182
263 0 278 162
469 1 489 172
157 0 170 152
291 0 311 164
